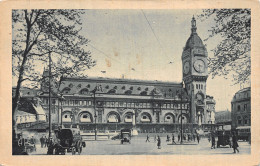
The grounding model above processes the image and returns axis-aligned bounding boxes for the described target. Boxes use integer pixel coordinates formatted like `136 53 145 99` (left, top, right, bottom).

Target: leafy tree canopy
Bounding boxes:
12 9 96 89
12 9 96 116
200 9 251 85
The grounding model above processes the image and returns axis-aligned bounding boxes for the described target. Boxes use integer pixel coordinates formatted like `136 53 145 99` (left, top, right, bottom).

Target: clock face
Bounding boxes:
183 61 190 74
194 60 205 73
197 94 203 101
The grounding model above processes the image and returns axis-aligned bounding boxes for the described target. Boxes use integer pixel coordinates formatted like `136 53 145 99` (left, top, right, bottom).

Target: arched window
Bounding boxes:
164 113 175 123
80 89 89 95
62 87 71 94
237 116 242 125
178 114 188 124
140 112 152 123
107 112 120 123
80 112 92 123
62 112 72 122
124 112 133 123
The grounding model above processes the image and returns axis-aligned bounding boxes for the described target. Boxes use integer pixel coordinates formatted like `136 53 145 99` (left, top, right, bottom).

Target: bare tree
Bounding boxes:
200 9 251 85
12 10 96 124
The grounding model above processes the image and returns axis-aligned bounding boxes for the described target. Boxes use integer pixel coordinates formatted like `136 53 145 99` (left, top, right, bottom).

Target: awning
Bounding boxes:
32 105 45 115
236 126 251 129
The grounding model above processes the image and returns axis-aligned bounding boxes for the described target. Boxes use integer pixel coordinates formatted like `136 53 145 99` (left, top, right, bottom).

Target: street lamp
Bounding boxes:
60 93 64 127
179 83 188 144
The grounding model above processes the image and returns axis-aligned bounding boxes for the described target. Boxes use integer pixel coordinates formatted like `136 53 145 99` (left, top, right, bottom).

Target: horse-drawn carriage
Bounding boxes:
48 128 85 155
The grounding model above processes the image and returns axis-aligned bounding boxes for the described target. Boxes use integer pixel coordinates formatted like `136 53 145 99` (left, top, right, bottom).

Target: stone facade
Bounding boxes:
231 87 251 129
13 17 216 132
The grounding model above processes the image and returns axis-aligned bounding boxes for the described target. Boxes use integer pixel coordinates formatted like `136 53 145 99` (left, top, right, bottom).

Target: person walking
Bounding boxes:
40 136 44 148
44 136 48 147
172 133 176 144
232 132 239 153
166 135 170 142
197 134 200 144
146 134 150 142
211 134 216 149
157 136 161 149
178 133 180 142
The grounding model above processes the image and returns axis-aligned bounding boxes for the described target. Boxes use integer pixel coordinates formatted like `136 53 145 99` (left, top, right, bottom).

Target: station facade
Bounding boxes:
14 17 216 133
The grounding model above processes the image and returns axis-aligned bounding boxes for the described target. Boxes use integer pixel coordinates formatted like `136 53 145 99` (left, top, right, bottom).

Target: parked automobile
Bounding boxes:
216 130 232 148
120 129 131 144
48 128 85 155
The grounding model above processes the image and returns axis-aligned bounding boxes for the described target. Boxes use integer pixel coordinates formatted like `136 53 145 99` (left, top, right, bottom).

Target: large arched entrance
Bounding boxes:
164 113 175 123
107 111 121 123
123 112 134 123
140 112 152 123
78 111 93 123
62 111 72 122
178 114 189 124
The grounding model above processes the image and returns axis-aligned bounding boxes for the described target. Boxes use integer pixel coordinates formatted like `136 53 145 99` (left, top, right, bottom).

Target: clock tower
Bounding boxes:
182 16 208 125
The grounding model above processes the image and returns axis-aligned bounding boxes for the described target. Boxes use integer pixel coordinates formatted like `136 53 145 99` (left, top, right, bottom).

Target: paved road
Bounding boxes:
31 137 250 155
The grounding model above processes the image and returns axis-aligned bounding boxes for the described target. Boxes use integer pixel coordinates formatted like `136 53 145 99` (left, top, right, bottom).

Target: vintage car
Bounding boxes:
120 129 131 144
48 128 85 155
216 130 232 148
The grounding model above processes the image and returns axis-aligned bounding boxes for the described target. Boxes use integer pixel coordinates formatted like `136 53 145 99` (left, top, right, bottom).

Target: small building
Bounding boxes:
231 87 251 129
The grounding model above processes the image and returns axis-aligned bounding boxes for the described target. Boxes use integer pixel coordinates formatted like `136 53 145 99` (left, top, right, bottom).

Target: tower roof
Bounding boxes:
184 16 205 50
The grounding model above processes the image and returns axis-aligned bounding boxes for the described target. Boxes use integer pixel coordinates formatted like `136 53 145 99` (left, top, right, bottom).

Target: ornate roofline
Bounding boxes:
61 77 183 87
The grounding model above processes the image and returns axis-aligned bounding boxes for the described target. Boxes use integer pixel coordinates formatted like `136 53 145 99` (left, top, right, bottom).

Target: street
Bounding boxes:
31 137 250 155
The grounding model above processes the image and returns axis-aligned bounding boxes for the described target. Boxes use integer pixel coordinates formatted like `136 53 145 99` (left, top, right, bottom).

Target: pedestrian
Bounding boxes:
40 136 44 148
30 136 35 144
47 137 54 155
166 135 170 142
188 134 191 141
232 132 239 153
146 134 150 142
44 136 48 147
197 134 200 144
178 133 180 142
157 136 161 149
172 133 176 144
211 134 215 149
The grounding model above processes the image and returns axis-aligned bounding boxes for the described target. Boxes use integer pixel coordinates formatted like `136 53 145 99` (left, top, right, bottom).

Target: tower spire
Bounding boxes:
191 15 197 34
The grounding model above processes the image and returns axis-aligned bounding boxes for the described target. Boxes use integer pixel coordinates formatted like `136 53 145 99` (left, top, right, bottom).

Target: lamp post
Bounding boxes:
60 93 64 127
180 92 183 144
92 86 97 141
48 52 52 139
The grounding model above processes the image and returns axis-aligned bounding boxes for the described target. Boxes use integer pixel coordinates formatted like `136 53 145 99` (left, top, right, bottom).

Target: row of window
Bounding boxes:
196 84 203 90
232 104 249 111
237 119 250 125
41 98 189 109
186 83 204 91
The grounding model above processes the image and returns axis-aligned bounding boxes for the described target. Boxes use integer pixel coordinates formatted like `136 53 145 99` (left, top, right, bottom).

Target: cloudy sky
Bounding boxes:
14 9 248 111
77 9 245 111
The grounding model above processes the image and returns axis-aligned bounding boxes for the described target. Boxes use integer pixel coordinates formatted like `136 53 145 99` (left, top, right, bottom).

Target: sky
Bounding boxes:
13 9 249 112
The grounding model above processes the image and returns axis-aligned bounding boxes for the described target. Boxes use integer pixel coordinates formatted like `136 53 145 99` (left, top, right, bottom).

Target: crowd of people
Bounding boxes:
39 135 49 148
146 132 201 149
145 131 240 154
